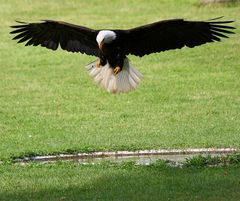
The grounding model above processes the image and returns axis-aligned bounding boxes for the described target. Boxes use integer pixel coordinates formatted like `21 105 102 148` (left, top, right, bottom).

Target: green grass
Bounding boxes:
1 0 240 160
1 1 240 200
0 162 240 201
184 153 240 167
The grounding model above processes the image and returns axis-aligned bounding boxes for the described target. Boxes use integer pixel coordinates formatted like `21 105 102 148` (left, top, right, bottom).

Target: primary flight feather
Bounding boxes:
10 17 235 93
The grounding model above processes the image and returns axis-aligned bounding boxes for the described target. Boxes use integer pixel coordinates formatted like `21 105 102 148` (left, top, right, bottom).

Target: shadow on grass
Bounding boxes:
1 165 240 201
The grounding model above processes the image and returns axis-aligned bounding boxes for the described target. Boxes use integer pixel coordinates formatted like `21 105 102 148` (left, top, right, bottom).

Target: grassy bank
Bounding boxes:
1 1 240 200
0 0 240 160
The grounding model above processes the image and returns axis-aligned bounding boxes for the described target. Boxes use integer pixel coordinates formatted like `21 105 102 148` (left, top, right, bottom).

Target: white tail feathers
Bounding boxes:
85 57 143 93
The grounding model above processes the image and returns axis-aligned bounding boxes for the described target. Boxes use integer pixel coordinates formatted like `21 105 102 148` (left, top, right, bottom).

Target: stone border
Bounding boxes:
13 148 238 163
199 0 239 4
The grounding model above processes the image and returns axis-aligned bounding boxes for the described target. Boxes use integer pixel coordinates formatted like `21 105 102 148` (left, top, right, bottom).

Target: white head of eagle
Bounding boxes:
96 30 116 47
10 18 235 93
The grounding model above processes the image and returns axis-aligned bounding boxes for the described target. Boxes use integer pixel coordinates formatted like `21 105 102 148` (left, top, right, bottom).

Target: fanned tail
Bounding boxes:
85 57 143 93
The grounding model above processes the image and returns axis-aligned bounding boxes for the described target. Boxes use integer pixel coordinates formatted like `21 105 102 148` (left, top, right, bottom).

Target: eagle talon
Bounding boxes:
113 66 121 74
96 61 101 68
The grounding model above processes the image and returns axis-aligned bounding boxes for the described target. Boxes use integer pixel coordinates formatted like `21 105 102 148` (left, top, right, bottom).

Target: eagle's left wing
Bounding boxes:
117 17 235 57
10 20 101 57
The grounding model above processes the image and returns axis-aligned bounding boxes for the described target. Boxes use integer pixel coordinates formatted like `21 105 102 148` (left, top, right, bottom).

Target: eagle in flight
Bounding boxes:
10 17 235 93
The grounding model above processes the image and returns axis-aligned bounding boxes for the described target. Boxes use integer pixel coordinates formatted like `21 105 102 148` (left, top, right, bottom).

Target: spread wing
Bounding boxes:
118 17 235 57
10 20 101 57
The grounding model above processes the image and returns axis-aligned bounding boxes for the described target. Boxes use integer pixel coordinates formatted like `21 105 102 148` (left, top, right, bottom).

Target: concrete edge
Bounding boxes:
12 148 238 163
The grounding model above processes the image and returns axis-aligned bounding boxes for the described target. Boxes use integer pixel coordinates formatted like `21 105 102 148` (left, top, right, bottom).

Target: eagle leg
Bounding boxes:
97 57 107 68
96 60 101 68
113 66 121 74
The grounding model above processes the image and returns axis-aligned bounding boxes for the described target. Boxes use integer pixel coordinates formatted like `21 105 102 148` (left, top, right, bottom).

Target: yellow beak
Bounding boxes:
99 41 104 50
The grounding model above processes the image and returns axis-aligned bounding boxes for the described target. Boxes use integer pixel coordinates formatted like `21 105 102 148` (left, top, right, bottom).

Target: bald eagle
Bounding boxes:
10 17 235 93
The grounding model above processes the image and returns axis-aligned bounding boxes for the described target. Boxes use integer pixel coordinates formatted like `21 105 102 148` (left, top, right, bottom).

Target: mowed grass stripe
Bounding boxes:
0 162 240 201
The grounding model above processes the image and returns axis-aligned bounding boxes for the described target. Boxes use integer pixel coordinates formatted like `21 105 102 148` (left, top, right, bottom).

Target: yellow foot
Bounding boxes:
113 66 121 75
96 61 101 68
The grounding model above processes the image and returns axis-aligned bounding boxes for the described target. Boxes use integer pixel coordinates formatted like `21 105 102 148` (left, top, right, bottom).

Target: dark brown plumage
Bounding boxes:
118 17 235 57
10 20 101 56
10 17 235 57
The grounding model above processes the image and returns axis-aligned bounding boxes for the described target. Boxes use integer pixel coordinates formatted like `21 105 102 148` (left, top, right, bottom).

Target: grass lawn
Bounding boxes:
0 162 240 201
0 0 239 160
1 0 240 200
